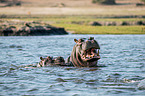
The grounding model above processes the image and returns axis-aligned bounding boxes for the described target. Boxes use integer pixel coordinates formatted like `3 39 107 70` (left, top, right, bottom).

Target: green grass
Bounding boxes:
52 23 145 34
20 15 145 34
15 15 145 23
2 15 145 34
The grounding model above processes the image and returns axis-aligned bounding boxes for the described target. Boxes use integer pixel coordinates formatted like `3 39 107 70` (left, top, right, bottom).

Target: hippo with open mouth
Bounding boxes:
38 37 100 67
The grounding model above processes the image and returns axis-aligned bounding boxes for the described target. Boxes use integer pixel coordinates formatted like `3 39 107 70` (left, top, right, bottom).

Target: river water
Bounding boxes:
0 34 145 96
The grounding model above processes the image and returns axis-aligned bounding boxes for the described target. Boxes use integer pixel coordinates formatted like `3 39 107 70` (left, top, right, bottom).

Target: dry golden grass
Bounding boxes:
0 0 145 16
0 6 145 16
18 0 143 7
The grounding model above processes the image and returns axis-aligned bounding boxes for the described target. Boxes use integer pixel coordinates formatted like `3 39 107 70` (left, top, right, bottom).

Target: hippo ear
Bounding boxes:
89 37 94 40
74 39 78 43
40 57 44 60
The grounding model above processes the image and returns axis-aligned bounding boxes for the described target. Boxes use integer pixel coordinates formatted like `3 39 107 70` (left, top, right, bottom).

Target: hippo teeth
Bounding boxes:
82 48 100 60
82 54 95 59
86 54 94 58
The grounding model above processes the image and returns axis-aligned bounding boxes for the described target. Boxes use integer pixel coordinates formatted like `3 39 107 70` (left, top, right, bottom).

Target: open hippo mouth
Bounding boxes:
70 37 101 67
81 48 100 62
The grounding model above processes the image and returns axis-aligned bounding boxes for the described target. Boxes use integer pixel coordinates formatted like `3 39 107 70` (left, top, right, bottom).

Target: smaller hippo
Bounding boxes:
54 56 65 65
37 56 66 67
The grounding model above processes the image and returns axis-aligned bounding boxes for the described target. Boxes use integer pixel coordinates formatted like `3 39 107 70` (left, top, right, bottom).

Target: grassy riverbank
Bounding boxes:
46 16 145 34
53 24 145 34
23 15 145 34
1 15 145 34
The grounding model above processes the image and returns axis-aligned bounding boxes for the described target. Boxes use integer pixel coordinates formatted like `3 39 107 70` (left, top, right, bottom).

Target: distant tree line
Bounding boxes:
92 0 145 5
92 0 116 4
0 0 21 6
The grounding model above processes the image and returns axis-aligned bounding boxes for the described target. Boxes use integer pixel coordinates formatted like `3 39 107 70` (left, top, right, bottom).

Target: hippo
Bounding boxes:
38 37 100 67
37 56 67 67
68 37 100 67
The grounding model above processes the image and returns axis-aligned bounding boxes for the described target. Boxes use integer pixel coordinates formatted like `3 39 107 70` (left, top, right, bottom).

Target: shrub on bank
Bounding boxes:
92 0 116 5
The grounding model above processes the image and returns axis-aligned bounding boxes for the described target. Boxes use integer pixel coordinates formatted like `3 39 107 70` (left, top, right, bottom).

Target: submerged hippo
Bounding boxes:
38 56 68 67
38 37 100 67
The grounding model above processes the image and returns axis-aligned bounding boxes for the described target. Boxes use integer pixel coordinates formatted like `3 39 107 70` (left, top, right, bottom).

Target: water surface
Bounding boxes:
0 34 145 96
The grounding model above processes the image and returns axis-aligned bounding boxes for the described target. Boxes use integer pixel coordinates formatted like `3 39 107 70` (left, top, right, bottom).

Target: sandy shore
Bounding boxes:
0 6 145 16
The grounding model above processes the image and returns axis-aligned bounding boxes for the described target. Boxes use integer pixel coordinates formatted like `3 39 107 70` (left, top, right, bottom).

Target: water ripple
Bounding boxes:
0 35 145 96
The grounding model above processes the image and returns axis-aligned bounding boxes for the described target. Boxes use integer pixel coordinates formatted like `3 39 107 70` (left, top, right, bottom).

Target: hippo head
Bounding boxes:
38 56 54 67
38 56 65 67
70 37 100 67
54 56 65 65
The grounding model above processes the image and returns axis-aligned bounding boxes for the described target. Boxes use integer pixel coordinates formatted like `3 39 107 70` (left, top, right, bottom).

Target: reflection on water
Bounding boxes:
0 34 145 96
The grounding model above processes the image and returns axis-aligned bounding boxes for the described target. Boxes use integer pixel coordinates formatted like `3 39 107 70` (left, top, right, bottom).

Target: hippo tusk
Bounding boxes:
92 54 95 57
97 50 99 56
